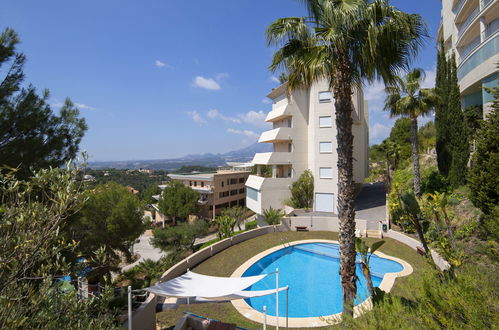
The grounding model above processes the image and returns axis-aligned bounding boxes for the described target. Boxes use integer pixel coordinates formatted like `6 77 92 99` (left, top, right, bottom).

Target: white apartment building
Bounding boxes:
438 0 499 117
246 80 369 215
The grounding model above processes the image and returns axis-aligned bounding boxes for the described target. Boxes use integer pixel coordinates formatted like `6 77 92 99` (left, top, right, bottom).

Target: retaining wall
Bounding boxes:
123 225 284 329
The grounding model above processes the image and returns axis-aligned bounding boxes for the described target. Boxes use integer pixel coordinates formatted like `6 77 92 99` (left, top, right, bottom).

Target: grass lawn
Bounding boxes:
156 231 432 329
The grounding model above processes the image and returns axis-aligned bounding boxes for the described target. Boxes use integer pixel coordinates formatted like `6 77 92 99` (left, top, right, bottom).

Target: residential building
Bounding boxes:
438 0 499 117
153 168 251 224
246 80 369 215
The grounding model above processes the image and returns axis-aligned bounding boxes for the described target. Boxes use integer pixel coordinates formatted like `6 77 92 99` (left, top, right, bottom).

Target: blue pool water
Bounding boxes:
242 242 403 318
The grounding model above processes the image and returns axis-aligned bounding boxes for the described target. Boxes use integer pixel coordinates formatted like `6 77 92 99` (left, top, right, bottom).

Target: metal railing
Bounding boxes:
454 0 468 16
458 6 480 37
483 18 499 39
459 35 481 60
481 0 494 8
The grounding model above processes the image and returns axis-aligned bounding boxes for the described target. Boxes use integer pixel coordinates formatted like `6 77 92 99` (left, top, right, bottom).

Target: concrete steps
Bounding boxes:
366 229 383 238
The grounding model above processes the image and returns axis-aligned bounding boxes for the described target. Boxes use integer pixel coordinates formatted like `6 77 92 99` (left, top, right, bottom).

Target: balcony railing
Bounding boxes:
457 34 498 80
458 6 480 37
483 18 499 40
459 35 481 60
481 0 493 8
454 0 468 16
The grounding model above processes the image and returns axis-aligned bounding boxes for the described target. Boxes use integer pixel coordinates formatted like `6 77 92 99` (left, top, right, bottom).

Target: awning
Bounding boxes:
195 286 289 302
145 271 283 299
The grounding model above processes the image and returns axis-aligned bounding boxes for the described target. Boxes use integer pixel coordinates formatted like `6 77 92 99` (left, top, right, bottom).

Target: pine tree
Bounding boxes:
447 54 469 187
435 43 451 176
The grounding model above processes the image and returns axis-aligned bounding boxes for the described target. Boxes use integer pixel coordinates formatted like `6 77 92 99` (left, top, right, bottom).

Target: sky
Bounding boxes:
0 0 442 161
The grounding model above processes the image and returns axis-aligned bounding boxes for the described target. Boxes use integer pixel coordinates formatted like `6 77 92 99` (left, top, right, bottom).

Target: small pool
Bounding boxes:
242 242 404 318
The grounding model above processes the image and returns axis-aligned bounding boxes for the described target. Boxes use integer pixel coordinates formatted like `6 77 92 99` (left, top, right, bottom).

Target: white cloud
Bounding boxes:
262 98 271 104
238 110 270 127
75 102 96 111
270 76 280 84
226 128 260 140
421 67 436 88
215 72 229 80
185 111 206 124
207 109 241 123
155 60 166 67
192 76 221 90
370 123 392 143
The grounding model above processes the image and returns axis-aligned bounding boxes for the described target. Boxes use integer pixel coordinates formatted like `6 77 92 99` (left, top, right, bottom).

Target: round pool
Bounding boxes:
241 242 404 318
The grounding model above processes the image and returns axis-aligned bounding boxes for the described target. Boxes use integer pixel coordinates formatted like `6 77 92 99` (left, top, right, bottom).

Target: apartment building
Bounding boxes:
438 0 499 117
166 169 251 220
246 80 369 215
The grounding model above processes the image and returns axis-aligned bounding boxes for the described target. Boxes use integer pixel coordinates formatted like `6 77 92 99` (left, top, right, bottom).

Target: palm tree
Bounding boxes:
266 0 426 315
262 206 285 225
355 238 385 297
384 68 438 198
222 206 246 231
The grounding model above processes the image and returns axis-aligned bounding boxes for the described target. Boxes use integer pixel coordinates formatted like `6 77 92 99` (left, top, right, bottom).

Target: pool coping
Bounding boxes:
230 239 413 328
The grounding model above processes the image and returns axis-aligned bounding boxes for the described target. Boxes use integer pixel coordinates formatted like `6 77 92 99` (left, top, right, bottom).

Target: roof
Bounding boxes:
168 173 215 181
266 81 288 99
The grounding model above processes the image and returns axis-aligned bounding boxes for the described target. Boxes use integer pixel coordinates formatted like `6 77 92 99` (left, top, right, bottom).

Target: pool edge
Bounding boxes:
230 239 413 328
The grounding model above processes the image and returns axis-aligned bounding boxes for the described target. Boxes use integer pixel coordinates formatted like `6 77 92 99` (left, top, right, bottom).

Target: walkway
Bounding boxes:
121 231 165 272
354 182 387 229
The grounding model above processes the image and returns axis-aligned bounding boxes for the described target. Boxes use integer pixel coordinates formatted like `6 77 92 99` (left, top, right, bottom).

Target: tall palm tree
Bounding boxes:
266 0 426 315
384 68 438 198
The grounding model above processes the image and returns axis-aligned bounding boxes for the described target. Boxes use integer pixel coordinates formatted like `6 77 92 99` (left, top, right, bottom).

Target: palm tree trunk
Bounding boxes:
410 117 422 198
333 53 357 317
362 263 375 298
411 117 421 199
414 217 430 254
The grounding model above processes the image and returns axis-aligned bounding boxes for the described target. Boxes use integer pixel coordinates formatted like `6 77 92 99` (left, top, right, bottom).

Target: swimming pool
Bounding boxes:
241 242 404 318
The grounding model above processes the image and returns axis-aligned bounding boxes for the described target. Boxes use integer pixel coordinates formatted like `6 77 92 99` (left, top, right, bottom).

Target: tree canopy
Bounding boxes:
0 28 87 179
158 181 199 224
289 169 314 209
67 182 145 264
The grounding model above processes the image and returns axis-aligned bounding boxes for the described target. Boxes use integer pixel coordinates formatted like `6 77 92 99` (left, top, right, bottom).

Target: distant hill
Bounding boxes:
87 142 271 170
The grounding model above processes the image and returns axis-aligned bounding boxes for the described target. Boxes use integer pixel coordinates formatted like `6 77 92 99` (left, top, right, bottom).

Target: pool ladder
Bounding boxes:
280 236 290 248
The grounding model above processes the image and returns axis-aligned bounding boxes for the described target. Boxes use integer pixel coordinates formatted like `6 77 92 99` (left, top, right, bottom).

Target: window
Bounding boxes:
247 187 258 201
288 143 292 152
319 142 333 153
230 189 238 196
219 191 229 198
319 167 333 179
201 182 204 187
221 181 224 187
230 178 238 185
194 181 197 187
319 91 332 102
319 116 332 128
189 181 192 186
239 188 245 194
287 118 292 128
239 178 245 183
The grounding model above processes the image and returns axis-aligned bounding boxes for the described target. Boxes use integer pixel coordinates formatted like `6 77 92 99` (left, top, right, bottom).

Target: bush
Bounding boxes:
288 170 314 209
245 220 258 230
422 170 449 194
262 206 285 225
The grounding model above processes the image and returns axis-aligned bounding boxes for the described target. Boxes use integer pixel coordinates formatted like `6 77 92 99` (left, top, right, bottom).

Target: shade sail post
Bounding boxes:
263 305 267 330
276 268 279 330
286 287 289 330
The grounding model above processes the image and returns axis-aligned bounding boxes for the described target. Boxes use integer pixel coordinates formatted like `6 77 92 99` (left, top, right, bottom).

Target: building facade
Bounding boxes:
167 169 251 220
246 80 369 215
438 0 499 117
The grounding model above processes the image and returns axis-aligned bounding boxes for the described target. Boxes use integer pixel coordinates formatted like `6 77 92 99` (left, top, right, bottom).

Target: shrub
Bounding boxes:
245 220 258 230
289 170 314 209
421 170 449 194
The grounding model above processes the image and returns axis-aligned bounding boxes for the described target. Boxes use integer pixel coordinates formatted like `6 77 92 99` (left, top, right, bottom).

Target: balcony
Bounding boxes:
454 0 469 16
457 34 499 81
258 127 292 143
459 35 481 60
483 17 499 39
458 6 480 37
252 152 292 165
265 103 293 122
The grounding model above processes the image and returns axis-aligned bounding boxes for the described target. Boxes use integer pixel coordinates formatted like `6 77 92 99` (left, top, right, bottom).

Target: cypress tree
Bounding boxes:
435 43 451 175
447 53 469 187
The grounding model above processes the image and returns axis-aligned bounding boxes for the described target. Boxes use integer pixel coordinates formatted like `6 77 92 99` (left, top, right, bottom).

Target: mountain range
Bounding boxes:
87 142 272 170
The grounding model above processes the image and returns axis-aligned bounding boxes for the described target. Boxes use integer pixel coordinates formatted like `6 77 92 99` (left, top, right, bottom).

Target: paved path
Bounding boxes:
121 231 165 272
354 182 387 229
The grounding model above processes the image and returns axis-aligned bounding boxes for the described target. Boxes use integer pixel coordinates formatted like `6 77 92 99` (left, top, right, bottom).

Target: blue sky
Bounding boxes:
1 0 441 161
